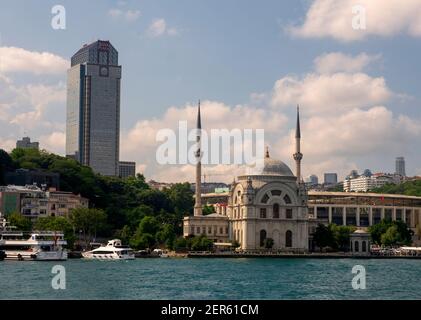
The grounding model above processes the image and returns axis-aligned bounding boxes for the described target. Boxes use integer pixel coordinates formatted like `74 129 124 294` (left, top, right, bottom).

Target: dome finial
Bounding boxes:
265 146 270 159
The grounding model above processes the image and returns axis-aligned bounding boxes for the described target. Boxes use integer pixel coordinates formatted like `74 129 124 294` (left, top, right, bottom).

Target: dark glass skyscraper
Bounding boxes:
66 40 121 176
395 157 406 177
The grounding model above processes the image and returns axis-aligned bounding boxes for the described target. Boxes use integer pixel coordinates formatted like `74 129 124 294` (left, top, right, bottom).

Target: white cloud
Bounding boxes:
0 47 66 152
0 47 68 74
146 19 179 38
276 106 421 180
108 8 141 22
120 101 287 182
9 83 66 129
271 72 391 115
314 52 381 74
39 131 66 154
289 0 421 41
0 138 15 152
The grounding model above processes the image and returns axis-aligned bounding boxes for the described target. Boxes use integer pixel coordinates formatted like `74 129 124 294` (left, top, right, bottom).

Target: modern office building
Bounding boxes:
306 174 319 186
395 157 406 177
324 173 338 185
118 161 136 179
16 137 39 150
66 40 121 176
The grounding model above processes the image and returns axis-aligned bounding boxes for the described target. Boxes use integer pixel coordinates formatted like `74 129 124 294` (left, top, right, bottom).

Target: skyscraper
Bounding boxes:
66 40 121 176
324 173 338 185
395 157 406 177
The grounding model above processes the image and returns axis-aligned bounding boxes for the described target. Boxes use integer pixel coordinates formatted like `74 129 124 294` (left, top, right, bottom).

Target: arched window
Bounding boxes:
362 241 366 252
286 230 292 247
355 241 359 252
261 194 270 204
260 230 267 247
271 190 282 196
284 194 292 204
273 203 279 218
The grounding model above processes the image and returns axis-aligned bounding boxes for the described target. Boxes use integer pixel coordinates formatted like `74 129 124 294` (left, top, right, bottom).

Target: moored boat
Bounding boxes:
82 239 135 260
0 231 68 261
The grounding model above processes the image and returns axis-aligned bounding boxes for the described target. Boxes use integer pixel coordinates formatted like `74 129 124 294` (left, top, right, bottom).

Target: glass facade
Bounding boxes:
66 41 121 176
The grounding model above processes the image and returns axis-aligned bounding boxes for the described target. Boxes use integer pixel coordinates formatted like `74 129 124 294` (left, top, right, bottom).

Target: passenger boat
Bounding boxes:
82 239 135 260
0 213 67 261
0 231 68 261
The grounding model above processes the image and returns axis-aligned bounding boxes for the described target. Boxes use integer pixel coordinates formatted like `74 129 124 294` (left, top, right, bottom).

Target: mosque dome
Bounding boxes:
260 147 294 177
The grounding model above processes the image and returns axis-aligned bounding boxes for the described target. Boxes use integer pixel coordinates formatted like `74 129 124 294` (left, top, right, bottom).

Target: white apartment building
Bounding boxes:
343 174 395 192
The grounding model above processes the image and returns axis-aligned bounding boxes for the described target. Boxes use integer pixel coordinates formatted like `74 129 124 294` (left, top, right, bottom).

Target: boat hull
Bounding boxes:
82 252 135 260
4 250 68 261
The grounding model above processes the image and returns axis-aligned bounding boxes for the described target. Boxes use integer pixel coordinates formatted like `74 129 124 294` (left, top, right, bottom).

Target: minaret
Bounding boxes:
194 100 203 216
293 105 303 183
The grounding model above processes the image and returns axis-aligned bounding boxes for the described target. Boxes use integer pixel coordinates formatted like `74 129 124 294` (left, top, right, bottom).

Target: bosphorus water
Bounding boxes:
1 258 420 300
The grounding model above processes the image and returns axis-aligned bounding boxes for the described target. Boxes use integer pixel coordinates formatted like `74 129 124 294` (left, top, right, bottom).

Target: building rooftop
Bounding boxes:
307 191 421 200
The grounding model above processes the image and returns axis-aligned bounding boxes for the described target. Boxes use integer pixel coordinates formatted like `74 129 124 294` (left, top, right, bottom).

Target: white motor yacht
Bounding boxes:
82 239 135 260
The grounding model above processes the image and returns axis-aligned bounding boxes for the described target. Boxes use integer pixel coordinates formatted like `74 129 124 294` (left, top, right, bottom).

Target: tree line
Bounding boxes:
1 148 212 250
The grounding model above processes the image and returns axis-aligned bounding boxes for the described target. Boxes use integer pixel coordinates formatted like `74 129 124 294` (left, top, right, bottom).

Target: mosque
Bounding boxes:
183 103 311 252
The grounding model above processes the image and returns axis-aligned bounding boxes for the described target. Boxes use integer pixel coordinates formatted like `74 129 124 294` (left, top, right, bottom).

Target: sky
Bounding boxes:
0 0 421 182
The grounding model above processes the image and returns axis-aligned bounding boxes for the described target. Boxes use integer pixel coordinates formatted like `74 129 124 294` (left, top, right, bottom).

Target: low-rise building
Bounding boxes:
5 169 60 189
47 190 89 217
0 185 88 221
16 136 39 150
148 180 174 191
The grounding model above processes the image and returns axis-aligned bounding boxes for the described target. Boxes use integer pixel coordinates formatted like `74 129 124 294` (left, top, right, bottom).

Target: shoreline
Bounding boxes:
186 253 421 259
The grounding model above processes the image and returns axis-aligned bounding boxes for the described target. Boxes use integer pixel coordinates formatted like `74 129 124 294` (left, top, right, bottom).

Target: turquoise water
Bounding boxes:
1 258 421 300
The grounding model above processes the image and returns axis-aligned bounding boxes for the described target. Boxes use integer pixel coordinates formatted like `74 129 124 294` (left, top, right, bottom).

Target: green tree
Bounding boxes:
369 219 392 245
138 216 160 235
313 223 335 251
115 225 132 245
0 149 14 185
381 225 401 246
130 232 154 250
369 219 413 246
190 235 214 251
8 212 32 231
126 205 154 230
174 236 188 250
203 205 216 215
34 216 76 248
69 208 107 246
330 224 356 251
163 183 194 217
156 224 176 249
264 238 274 249
372 180 421 197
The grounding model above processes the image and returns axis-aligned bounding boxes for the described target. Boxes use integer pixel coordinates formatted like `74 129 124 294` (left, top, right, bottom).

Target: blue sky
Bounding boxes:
0 0 420 181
